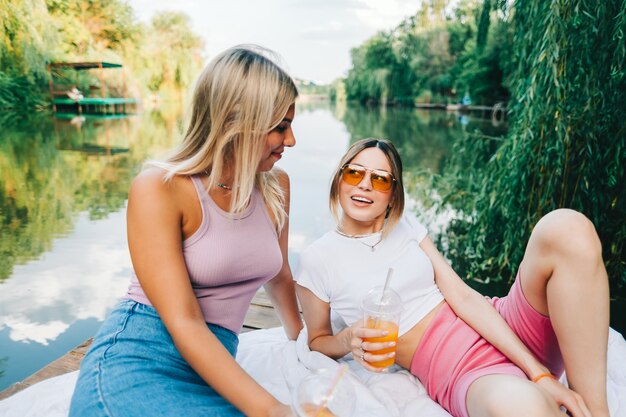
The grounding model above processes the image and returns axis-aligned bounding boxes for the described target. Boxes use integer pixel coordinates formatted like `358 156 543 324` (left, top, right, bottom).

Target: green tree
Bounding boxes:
342 1 494 106
344 34 391 103
46 0 138 57
0 1 204 109
441 1 626 295
475 0 491 52
457 18 514 104
0 0 56 108
137 12 204 100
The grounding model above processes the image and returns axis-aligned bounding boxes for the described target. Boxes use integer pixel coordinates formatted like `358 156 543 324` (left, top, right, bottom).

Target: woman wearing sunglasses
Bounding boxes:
295 138 609 417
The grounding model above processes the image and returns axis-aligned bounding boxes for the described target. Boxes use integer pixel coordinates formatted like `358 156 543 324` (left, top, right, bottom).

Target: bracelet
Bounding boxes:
531 372 556 383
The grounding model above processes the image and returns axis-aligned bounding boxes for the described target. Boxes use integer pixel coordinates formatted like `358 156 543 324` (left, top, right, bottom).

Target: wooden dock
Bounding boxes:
0 290 283 400
48 61 138 115
418 102 508 124
52 97 137 115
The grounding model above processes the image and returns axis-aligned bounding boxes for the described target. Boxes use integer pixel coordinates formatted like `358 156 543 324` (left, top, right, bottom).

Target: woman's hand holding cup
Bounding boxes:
349 321 397 372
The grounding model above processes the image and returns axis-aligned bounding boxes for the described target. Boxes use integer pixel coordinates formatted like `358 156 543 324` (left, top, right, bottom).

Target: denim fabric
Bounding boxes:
69 300 244 417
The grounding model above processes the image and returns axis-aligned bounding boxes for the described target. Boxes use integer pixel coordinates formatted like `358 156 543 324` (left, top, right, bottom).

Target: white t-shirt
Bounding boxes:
295 213 444 336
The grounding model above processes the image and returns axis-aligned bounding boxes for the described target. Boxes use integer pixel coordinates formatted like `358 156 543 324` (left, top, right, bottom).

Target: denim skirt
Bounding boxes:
69 299 244 417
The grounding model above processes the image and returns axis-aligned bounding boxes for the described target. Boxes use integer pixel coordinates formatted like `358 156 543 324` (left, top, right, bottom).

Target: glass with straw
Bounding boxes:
361 268 402 368
293 365 355 417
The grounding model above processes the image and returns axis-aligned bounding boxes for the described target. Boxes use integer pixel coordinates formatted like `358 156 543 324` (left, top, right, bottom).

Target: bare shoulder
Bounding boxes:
130 168 171 200
132 167 166 187
271 166 291 191
129 168 191 211
132 167 194 191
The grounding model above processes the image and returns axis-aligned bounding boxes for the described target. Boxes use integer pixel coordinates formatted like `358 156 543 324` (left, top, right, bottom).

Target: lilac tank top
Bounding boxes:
125 175 283 333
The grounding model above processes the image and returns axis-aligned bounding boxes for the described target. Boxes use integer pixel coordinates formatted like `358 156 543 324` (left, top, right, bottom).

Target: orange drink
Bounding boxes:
293 368 355 417
298 403 338 417
361 285 402 369
363 319 399 368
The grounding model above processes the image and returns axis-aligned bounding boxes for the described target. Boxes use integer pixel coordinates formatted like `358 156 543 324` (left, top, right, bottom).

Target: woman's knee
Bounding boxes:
532 209 602 260
467 376 559 417
481 395 558 417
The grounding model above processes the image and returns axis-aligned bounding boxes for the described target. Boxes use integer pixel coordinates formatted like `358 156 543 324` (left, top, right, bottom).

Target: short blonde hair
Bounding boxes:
148 45 298 231
329 138 404 233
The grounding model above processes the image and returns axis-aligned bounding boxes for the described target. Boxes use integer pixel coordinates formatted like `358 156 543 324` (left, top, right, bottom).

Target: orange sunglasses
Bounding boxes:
340 163 396 191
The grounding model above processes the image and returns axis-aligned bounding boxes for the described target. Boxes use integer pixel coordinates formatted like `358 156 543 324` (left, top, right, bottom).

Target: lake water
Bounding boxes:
0 102 622 392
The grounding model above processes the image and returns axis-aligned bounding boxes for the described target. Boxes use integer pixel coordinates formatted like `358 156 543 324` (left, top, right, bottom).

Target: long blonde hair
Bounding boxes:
148 45 298 231
329 138 405 234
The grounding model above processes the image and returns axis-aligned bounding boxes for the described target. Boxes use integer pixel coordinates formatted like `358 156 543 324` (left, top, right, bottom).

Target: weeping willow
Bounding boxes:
441 1 626 296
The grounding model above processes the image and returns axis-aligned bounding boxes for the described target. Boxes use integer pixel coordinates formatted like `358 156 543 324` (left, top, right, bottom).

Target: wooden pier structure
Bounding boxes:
0 290 283 400
415 102 508 125
48 61 138 115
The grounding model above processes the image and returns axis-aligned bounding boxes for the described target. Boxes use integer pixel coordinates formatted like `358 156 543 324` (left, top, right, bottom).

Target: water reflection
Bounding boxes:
281 102 349 255
0 108 183 389
337 104 505 172
0 101 494 391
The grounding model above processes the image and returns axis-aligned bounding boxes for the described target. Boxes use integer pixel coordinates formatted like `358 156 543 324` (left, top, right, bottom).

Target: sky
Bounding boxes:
127 0 420 84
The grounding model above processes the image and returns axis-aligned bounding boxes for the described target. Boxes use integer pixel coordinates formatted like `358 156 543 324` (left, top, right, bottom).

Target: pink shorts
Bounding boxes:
409 272 564 417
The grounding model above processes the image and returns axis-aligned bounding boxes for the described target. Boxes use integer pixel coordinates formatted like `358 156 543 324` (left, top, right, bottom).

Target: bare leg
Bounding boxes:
519 209 609 417
467 375 561 417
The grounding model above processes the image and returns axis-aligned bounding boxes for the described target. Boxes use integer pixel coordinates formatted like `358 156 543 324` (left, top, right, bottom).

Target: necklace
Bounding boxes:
203 170 232 191
334 229 378 239
335 228 384 252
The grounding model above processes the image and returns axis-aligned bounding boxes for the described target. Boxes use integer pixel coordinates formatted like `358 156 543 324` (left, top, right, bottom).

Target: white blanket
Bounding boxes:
2 328 626 417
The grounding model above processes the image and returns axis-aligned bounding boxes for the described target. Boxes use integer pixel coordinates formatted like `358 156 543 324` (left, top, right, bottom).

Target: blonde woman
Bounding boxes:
296 138 610 417
70 45 302 417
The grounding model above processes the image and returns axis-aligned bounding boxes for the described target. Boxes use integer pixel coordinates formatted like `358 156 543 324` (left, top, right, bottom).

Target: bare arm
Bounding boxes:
421 237 550 377
295 284 351 358
127 170 289 417
296 284 392 371
263 170 303 340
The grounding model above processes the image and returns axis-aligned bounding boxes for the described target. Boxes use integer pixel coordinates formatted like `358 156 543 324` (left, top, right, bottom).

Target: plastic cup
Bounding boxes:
361 286 402 368
292 368 356 417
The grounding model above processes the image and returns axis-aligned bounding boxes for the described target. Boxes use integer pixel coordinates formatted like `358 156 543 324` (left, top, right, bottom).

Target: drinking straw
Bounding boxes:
315 364 349 417
381 267 394 304
374 267 394 327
